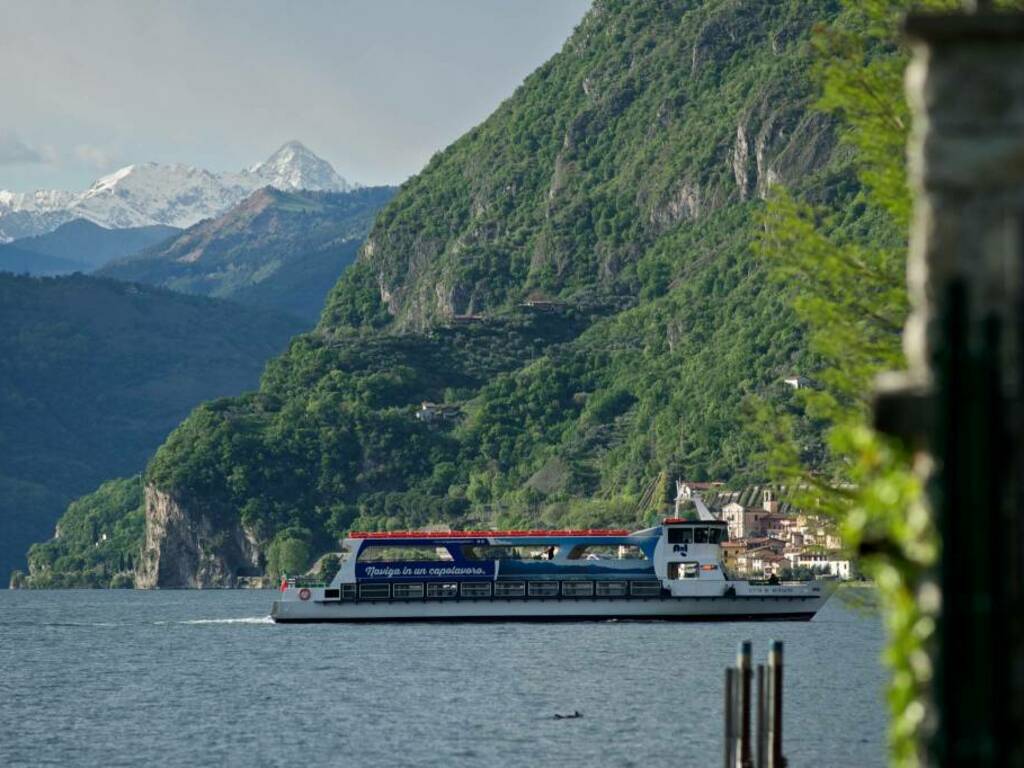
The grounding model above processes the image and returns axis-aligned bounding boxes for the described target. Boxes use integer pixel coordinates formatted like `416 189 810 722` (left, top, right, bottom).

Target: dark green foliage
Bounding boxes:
0 219 180 275
0 245 84 276
145 312 591 548
0 273 302 579
319 262 392 331
100 187 395 323
266 527 313 579
317 553 342 583
24 477 144 588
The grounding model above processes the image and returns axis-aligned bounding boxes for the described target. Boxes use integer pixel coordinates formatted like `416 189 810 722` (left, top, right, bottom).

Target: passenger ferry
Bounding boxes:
271 506 833 623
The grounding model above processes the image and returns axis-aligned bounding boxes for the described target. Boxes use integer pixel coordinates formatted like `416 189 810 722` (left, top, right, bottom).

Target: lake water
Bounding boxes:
0 589 886 767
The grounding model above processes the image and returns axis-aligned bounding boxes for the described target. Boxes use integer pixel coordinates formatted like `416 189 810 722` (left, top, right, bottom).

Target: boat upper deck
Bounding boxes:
348 528 634 540
339 527 664 585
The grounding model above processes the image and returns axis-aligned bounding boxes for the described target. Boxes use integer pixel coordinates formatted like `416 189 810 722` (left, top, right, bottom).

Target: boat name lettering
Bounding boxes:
358 563 493 580
672 544 689 555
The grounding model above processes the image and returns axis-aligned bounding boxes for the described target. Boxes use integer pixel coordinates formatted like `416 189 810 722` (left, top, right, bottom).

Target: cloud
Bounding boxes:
74 144 117 170
0 133 44 165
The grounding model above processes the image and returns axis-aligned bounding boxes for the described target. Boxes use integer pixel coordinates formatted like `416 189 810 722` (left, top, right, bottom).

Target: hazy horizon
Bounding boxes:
0 0 591 192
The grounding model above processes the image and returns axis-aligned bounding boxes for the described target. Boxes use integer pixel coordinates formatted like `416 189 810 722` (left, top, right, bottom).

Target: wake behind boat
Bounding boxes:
271 506 833 623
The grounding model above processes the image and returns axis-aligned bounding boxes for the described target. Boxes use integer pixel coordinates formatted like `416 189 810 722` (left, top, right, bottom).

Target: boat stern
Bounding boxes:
271 580 342 623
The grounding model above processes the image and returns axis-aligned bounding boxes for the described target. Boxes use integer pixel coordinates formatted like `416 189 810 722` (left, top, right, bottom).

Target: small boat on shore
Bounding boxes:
271 511 833 623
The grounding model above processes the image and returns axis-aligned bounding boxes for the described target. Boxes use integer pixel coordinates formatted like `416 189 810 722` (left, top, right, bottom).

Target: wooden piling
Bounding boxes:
738 641 752 767
725 666 737 768
756 664 766 768
767 640 784 767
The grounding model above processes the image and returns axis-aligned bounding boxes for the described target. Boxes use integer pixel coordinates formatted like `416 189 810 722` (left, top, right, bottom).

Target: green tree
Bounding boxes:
266 529 312 579
756 0 1021 763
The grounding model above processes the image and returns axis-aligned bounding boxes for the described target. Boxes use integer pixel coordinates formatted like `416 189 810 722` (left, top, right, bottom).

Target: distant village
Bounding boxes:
674 481 854 580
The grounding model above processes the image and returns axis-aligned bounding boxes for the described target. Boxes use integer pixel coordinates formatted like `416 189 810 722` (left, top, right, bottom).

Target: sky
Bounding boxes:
0 0 591 192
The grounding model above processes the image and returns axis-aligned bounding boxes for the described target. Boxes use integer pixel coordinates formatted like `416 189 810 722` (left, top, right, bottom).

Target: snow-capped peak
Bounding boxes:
243 141 352 193
88 163 138 194
0 143 357 240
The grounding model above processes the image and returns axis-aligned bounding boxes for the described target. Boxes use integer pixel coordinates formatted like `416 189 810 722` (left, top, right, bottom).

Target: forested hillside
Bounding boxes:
0 274 302 580
0 219 179 275
27 0 871 587
99 187 394 323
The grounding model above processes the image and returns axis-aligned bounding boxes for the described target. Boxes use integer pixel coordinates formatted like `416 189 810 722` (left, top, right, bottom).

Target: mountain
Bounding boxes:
98 186 395 323
24 0 867 588
0 273 303 581
0 200 76 243
0 245 82 276
242 141 353 192
0 141 355 241
0 219 180 275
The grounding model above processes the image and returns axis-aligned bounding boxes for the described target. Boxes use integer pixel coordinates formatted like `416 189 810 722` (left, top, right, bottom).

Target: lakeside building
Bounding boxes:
784 552 852 580
721 502 771 540
674 482 853 580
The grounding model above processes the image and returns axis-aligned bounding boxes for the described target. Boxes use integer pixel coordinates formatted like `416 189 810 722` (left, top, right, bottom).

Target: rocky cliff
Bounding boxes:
321 0 839 332
135 485 262 588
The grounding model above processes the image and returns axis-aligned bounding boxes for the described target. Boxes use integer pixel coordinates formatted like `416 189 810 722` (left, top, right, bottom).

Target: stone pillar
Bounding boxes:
877 7 1024 765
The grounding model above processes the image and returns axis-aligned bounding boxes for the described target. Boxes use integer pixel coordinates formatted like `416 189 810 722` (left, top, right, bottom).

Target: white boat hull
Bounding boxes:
271 588 830 623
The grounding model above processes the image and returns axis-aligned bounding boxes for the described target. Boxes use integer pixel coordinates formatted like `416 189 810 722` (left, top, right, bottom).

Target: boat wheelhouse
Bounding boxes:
271 517 833 623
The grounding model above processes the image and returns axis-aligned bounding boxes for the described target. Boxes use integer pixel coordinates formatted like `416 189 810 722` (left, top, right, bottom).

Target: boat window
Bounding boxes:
566 545 647 561
358 583 391 600
693 527 709 544
527 581 560 597
392 583 424 599
494 582 526 598
630 581 663 597
322 588 341 601
358 545 453 562
426 582 459 598
461 583 492 598
708 527 723 544
676 562 699 579
340 585 356 600
561 581 594 597
595 581 628 597
462 545 560 561
667 528 693 544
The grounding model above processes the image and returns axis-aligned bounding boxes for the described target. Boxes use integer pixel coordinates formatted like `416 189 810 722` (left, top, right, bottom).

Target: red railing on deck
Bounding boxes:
347 528 632 539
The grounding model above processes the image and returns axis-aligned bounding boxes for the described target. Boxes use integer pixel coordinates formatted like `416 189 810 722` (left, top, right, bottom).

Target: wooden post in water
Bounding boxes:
756 664 766 768
724 643 784 767
767 641 784 768
738 641 753 768
873 1 1024 763
725 667 737 768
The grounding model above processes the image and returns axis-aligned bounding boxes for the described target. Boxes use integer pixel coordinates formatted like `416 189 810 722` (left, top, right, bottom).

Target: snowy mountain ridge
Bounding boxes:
0 141 355 241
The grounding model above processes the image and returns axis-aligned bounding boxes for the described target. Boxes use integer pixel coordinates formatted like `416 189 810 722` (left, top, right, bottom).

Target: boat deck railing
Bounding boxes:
285 576 327 588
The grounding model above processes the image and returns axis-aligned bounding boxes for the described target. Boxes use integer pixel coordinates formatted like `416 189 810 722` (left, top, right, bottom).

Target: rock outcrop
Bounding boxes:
135 485 262 588
732 92 836 202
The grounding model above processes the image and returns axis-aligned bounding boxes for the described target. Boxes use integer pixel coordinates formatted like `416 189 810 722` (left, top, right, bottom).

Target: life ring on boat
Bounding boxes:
299 588 311 601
